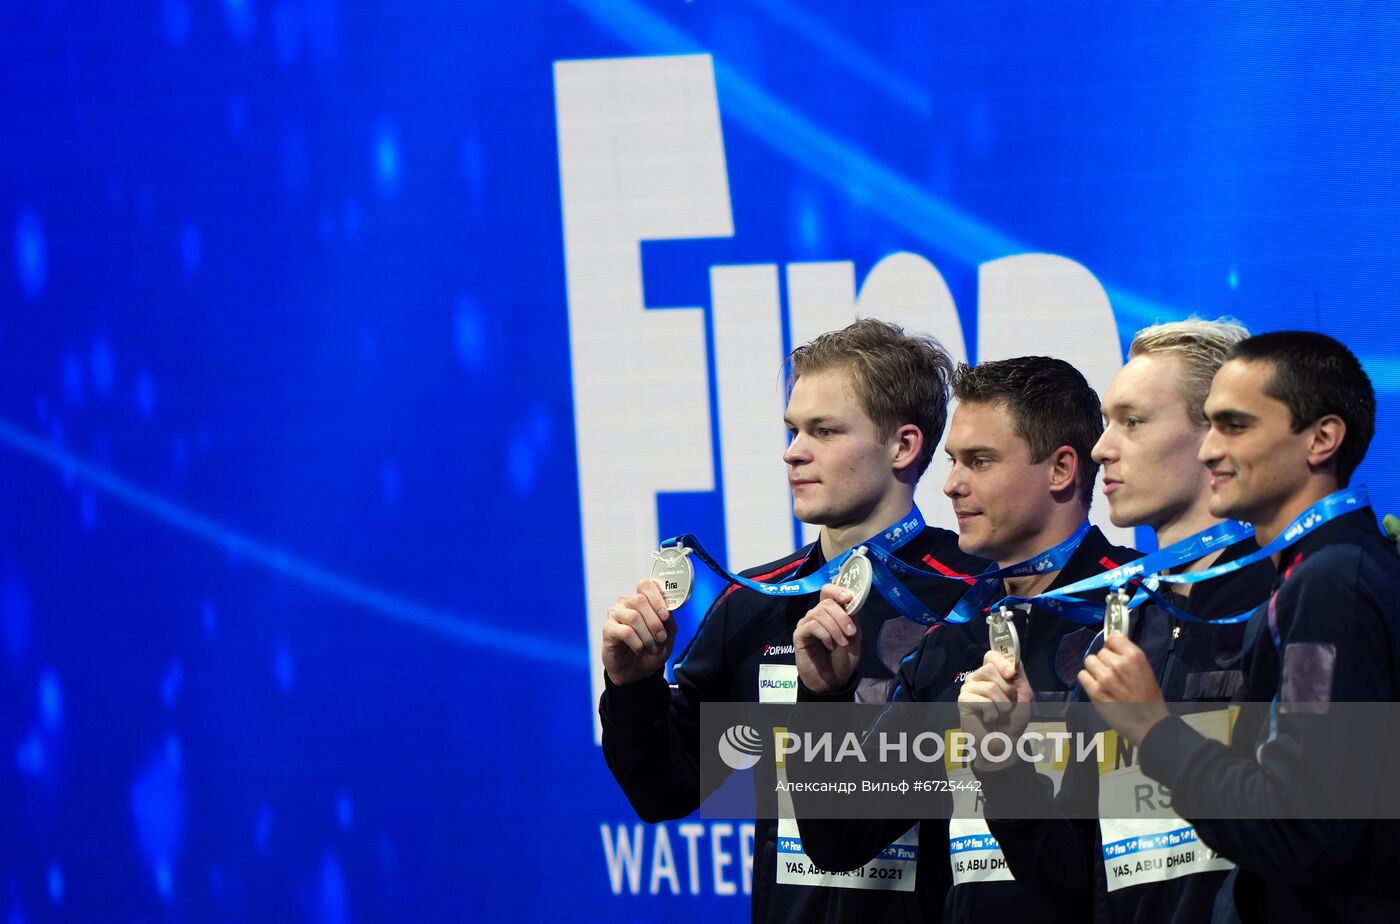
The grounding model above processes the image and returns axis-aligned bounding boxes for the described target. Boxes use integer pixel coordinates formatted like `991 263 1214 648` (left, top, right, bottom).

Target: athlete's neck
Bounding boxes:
997 511 1088 599
1154 492 1221 550
1002 568 1058 601
999 507 1087 570
818 490 915 562
1257 477 1343 567
1153 499 1228 596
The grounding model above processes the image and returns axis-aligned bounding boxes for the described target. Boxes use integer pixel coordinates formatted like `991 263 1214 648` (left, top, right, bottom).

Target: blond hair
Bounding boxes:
1129 318 1250 425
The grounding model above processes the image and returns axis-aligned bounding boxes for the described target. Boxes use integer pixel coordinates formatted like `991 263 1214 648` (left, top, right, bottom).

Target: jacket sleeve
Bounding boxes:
1139 547 1389 884
983 605 1161 916
791 630 948 872
599 591 734 822
980 750 1098 916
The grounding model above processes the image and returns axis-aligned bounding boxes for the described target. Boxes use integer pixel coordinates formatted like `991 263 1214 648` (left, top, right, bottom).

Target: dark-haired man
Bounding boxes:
600 318 988 922
793 356 1139 921
1084 331 1400 922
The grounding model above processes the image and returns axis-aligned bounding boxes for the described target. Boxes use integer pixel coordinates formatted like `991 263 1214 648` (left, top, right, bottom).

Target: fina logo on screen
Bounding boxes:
554 53 1129 739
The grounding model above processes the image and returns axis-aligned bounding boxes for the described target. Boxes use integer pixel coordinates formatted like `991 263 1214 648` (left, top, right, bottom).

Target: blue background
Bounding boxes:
2 1 1397 921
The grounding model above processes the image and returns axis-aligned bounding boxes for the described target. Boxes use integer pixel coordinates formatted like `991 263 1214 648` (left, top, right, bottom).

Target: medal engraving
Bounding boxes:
1104 588 1131 638
650 546 694 610
988 606 1021 666
833 546 873 616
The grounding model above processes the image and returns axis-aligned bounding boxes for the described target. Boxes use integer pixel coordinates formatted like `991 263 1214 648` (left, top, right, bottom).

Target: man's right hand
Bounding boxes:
602 579 675 686
957 650 1032 769
794 584 862 694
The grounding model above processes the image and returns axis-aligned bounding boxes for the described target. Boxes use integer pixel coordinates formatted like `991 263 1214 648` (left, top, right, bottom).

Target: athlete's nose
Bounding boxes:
943 463 966 499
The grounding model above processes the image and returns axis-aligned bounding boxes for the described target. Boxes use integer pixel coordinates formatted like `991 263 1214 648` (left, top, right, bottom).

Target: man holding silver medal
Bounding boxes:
1074 331 1400 922
598 319 989 923
960 319 1278 923
791 356 1139 923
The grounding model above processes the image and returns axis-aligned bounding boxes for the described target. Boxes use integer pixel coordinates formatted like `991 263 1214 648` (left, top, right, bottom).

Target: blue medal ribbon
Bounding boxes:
866 520 1092 626
994 519 1253 626
659 506 930 600
663 504 1008 625
1136 484 1371 628
660 534 849 598
996 485 1370 628
1153 485 1367 588
685 508 1089 627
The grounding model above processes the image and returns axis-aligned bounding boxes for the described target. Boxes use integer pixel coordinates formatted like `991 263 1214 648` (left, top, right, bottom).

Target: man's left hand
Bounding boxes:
1079 634 1170 746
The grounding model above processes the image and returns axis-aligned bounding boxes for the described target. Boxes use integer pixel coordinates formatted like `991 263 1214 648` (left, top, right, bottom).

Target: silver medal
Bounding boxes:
988 606 1021 666
833 545 873 616
650 546 694 610
1104 587 1131 639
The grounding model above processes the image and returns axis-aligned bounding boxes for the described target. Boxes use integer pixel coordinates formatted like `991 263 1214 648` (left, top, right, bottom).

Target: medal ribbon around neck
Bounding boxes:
993 485 1370 627
863 518 1093 626
656 505 929 602
657 483 1364 629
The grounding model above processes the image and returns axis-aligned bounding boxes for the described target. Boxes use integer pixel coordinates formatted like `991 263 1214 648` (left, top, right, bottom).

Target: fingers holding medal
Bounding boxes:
793 549 871 693
795 547 870 654
601 547 689 686
832 545 873 615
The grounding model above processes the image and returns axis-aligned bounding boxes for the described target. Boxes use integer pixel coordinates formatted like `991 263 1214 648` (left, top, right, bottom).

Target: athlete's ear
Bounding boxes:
891 423 923 473
1047 444 1078 495
1306 414 1346 473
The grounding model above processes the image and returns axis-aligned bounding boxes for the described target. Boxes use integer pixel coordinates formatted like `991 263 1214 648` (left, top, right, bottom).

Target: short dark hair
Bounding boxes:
1228 331 1376 486
786 318 955 479
952 356 1102 506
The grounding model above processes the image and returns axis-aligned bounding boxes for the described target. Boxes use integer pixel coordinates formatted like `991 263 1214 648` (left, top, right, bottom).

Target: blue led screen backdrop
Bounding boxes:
2 2 1399 921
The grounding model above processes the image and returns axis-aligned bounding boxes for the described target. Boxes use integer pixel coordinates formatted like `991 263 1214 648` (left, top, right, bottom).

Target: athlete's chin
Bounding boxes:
793 503 857 531
791 499 824 525
955 521 992 557
1206 487 1246 521
1104 496 1144 530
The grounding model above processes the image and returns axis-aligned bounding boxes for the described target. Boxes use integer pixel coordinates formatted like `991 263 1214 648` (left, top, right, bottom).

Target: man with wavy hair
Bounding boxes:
600 318 986 922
